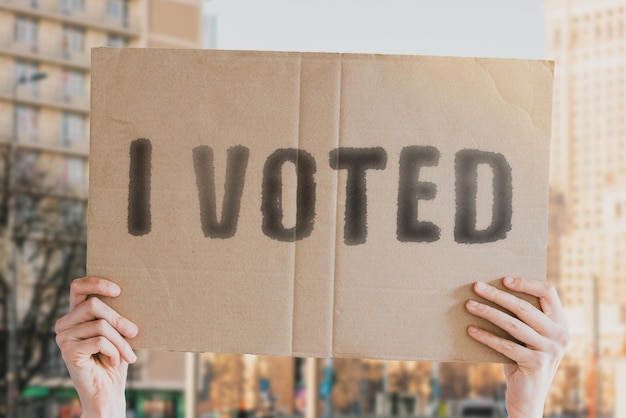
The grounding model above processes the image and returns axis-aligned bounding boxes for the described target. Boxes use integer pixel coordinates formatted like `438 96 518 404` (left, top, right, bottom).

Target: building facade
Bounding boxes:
0 0 203 417
544 0 626 414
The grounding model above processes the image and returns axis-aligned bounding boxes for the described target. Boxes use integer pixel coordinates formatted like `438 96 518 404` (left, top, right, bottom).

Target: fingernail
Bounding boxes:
468 326 479 334
504 277 515 286
121 319 138 337
129 351 137 363
475 281 487 291
110 283 121 295
468 300 480 308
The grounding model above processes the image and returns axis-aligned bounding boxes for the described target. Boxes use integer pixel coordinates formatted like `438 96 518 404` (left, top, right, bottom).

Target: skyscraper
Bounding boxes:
545 0 626 413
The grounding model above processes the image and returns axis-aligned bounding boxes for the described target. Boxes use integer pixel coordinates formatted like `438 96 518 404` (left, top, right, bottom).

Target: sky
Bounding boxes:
204 0 546 59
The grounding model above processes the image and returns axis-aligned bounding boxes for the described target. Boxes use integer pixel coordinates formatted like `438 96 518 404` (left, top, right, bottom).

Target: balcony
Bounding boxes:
0 0 142 37
0 79 90 114
0 33 91 70
0 131 89 159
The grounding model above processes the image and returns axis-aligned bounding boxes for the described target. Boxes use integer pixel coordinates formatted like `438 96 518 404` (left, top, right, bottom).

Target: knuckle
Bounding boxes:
59 340 72 356
54 317 64 334
506 318 519 332
518 299 532 313
85 296 100 311
94 319 108 334
556 327 571 349
499 338 514 351
70 278 82 295
94 336 107 350
544 282 556 295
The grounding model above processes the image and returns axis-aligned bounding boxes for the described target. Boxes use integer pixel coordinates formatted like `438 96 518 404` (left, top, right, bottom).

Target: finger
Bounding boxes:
59 319 137 364
56 296 138 339
467 325 533 364
69 277 120 311
65 336 122 368
466 300 548 350
503 277 567 325
473 281 556 338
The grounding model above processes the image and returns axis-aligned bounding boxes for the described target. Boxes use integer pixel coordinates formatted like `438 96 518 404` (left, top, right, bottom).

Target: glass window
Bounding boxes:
14 150 39 185
107 0 129 26
14 15 37 49
62 25 85 57
61 70 84 100
106 34 128 48
14 60 40 97
15 105 38 143
61 112 85 146
60 157 86 188
61 0 85 15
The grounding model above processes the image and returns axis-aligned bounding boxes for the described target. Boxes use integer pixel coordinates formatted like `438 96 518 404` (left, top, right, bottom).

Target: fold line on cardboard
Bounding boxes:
330 53 344 357
291 53 303 356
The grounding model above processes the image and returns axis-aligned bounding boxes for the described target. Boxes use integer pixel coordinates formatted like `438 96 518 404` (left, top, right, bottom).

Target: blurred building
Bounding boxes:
545 0 626 414
0 0 203 416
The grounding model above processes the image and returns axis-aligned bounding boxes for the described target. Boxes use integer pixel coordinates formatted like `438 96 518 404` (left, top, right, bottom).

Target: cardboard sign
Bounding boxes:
88 48 553 363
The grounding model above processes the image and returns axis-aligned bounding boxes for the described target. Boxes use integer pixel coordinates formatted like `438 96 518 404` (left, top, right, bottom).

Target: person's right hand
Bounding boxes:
55 277 138 418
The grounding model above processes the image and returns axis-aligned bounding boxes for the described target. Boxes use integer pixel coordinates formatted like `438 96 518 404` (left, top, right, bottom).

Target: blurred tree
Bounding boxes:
0 146 87 418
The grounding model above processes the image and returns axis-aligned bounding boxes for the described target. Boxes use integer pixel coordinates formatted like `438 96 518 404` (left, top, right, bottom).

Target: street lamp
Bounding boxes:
4 70 47 418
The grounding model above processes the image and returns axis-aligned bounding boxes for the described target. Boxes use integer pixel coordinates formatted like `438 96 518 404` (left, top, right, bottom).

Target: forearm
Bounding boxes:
79 391 126 418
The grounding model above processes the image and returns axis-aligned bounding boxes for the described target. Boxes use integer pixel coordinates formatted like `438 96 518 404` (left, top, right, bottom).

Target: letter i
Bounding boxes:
128 138 152 236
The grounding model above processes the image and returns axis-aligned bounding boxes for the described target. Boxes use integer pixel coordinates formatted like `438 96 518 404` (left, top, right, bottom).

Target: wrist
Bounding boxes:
78 390 126 418
506 405 544 418
80 402 126 418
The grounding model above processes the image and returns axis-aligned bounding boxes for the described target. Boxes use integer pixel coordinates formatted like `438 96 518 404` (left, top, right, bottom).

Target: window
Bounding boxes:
15 105 38 143
62 25 84 57
61 112 85 147
107 0 129 26
61 0 85 15
14 150 39 185
60 157 86 188
14 60 40 97
14 16 37 50
61 70 84 101
106 34 128 48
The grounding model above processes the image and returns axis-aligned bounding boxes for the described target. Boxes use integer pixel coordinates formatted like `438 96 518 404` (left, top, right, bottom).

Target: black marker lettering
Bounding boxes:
330 147 387 245
454 149 513 244
128 138 152 236
193 145 249 238
397 146 440 242
262 148 317 242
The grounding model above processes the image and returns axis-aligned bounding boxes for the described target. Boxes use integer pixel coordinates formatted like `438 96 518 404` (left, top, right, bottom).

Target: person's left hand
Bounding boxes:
466 277 569 418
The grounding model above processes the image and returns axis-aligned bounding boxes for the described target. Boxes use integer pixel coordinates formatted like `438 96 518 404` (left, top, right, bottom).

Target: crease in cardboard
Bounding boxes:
474 59 542 131
290 53 303 356
329 53 344 356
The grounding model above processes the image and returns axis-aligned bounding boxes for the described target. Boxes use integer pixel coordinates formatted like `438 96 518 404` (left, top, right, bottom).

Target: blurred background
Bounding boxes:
0 0 623 417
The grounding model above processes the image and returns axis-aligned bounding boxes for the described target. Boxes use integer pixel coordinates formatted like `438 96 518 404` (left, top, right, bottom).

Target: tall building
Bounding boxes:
0 0 203 416
545 0 626 413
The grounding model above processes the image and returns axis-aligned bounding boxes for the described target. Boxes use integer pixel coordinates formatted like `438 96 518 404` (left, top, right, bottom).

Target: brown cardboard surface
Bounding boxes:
88 48 553 363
